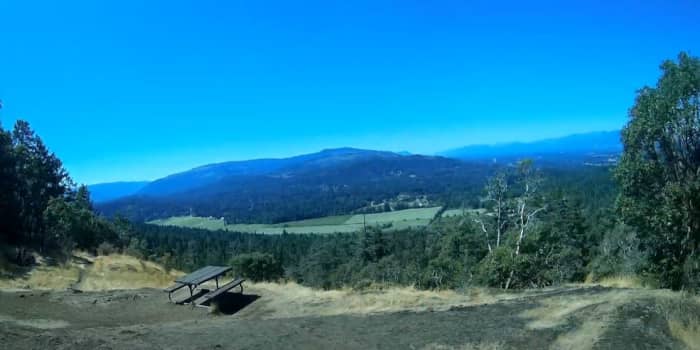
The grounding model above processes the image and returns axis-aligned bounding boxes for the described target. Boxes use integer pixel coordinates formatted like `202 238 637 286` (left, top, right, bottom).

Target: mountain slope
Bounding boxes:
96 150 493 224
96 131 620 224
138 148 400 197
440 130 622 160
88 181 150 203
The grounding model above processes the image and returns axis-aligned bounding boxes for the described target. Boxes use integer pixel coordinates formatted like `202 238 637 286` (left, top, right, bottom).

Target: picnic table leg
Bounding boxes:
216 277 219 289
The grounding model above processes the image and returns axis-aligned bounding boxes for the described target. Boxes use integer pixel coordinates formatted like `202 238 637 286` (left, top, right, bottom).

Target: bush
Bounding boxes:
472 247 515 289
231 252 283 282
589 223 645 281
683 254 700 293
96 242 117 256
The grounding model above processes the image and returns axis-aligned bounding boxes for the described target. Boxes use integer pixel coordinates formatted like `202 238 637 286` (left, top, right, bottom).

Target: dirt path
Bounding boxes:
0 287 691 349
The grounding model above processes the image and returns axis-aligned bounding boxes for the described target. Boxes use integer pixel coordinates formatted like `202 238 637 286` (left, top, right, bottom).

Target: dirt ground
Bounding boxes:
0 285 694 350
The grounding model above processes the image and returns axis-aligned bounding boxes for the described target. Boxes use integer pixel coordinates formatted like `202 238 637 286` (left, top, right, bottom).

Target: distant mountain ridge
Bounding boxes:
88 181 150 203
93 130 621 221
96 148 494 224
439 130 622 160
138 148 401 197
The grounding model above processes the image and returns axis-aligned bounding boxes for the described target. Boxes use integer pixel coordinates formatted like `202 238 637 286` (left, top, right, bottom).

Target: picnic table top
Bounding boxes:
176 266 232 286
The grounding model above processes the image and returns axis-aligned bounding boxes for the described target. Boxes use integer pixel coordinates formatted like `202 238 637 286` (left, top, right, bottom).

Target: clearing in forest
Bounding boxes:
149 206 443 234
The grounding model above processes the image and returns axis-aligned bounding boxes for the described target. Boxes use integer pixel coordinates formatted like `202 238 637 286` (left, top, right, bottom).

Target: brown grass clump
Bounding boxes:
594 275 645 289
520 289 636 350
520 290 628 330
77 254 183 291
0 253 183 291
668 318 700 350
241 282 521 319
656 294 700 350
521 288 700 350
0 264 80 291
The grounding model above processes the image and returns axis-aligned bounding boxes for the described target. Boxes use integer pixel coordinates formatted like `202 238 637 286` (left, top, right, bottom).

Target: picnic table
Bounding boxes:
165 266 245 306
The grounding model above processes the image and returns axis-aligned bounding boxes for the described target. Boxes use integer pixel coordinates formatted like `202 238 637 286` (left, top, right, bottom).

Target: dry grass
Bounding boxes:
668 318 700 350
656 294 700 350
0 253 183 291
521 287 700 350
421 342 504 350
0 264 80 290
240 281 515 319
520 289 638 350
594 275 645 289
6 251 700 350
77 254 183 291
520 290 634 330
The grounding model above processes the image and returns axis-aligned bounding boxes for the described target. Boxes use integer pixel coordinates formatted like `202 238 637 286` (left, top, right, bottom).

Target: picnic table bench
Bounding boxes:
194 278 245 306
164 266 244 306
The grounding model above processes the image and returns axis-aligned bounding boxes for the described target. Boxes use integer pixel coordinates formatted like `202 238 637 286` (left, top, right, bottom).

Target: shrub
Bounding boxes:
589 223 645 281
96 242 117 256
231 252 283 282
683 254 700 293
472 247 515 289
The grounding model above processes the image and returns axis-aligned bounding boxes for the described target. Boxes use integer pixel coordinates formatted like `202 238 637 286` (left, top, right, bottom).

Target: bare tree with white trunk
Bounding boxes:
474 172 511 253
504 159 546 290
475 159 547 290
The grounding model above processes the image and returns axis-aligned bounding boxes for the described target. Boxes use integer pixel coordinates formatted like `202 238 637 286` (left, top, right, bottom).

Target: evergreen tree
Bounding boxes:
0 122 20 243
616 52 700 290
12 120 70 250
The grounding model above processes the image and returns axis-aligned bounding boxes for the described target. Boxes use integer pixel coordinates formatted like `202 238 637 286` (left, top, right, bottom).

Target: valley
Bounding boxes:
149 206 443 234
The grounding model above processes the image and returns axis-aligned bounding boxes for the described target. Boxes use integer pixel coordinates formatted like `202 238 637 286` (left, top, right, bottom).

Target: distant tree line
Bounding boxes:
97 157 496 224
124 161 606 290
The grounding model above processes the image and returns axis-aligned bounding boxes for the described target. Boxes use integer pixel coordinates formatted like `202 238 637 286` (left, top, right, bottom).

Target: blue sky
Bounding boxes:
1 0 698 184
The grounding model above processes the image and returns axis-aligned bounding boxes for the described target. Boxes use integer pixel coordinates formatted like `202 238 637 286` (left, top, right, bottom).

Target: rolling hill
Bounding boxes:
95 148 494 224
440 130 622 161
94 131 621 224
88 181 150 203
137 148 400 197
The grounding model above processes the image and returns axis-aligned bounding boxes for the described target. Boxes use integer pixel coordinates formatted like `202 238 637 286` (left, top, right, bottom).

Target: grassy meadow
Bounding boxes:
149 206 443 234
441 208 486 218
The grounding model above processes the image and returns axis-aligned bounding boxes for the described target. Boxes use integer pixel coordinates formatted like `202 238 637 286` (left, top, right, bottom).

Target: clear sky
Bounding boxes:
1 0 698 184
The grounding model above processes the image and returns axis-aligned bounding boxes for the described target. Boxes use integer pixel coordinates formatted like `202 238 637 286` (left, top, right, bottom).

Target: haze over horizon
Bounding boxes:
1 0 698 184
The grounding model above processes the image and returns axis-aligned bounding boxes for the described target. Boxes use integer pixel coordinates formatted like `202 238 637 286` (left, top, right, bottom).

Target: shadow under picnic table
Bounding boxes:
204 292 260 315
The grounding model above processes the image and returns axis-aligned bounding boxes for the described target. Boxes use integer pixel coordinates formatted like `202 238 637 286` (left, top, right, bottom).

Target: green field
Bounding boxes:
441 208 486 218
149 206 442 234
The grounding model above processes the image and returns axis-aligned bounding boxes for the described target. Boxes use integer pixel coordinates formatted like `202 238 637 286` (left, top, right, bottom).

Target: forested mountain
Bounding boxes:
88 181 150 203
138 148 400 197
440 130 622 162
95 134 623 224
97 152 498 224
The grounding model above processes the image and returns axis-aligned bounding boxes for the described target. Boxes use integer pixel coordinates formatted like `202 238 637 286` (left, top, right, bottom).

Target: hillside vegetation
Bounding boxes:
96 150 495 224
0 53 699 305
2 254 700 349
0 253 182 291
150 206 442 234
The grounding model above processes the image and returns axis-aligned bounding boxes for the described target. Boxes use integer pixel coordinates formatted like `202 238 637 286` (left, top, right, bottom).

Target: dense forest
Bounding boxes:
97 154 499 224
127 171 613 291
1 52 698 292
